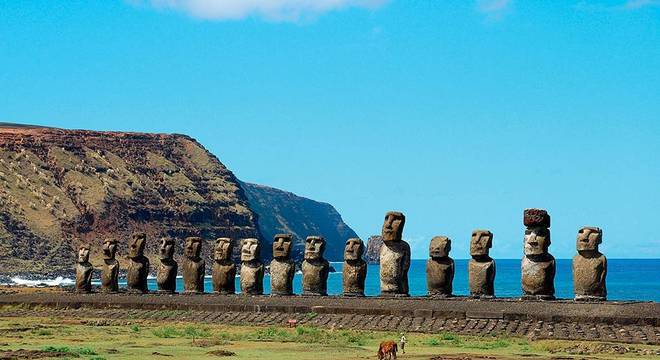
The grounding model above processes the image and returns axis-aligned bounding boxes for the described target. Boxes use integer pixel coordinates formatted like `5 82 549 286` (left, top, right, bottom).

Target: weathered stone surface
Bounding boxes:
100 239 119 293
270 234 295 296
379 211 410 297
426 236 454 297
156 237 177 293
240 238 263 295
212 238 236 294
469 230 495 298
573 227 607 301
182 237 205 294
126 233 149 294
302 236 329 296
522 210 555 300
364 235 383 264
343 238 367 296
75 245 93 293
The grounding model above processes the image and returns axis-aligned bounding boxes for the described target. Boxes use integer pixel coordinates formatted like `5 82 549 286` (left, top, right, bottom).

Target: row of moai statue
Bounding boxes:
76 208 607 301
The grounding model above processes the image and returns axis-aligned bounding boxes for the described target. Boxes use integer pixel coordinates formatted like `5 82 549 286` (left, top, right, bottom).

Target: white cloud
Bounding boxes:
134 0 388 21
476 0 512 20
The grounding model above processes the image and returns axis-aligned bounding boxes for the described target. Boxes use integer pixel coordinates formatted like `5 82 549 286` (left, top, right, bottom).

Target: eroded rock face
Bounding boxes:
156 237 177 293
302 236 329 296
240 238 263 295
126 233 149 293
469 230 495 298
100 238 119 293
426 236 454 297
212 237 236 294
573 227 607 301
183 237 205 294
521 209 555 300
379 211 410 297
343 238 367 297
270 234 295 296
75 245 93 293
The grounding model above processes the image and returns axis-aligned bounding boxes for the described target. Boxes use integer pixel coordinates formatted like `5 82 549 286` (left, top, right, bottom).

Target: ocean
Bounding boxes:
81 258 658 302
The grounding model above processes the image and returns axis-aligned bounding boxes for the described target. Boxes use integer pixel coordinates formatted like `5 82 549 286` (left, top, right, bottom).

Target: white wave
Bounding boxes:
9 276 74 287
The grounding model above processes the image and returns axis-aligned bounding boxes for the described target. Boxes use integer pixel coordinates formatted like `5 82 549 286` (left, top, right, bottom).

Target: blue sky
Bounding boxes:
1 1 659 259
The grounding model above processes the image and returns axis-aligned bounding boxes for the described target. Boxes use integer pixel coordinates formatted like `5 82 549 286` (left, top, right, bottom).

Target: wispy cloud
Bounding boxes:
575 0 660 12
624 0 660 9
132 0 388 22
476 0 513 19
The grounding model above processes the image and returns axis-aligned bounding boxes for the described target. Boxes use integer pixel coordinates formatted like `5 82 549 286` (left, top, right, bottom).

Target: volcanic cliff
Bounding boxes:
0 124 357 275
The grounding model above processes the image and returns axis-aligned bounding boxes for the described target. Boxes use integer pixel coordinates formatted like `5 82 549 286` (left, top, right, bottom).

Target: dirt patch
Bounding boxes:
549 343 660 356
151 351 173 356
207 349 236 357
193 339 229 347
0 349 76 359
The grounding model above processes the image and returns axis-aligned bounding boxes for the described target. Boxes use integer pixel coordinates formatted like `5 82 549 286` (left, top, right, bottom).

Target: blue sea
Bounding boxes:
115 259 660 302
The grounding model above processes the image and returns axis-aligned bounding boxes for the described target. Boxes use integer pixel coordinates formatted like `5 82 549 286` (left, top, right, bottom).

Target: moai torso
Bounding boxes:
469 230 496 298
379 211 410 297
573 227 607 301
212 238 236 294
270 234 295 296
302 236 329 296
75 246 93 293
183 237 205 294
240 238 263 295
157 237 177 293
521 209 555 300
126 233 149 293
101 239 119 293
426 236 453 297
343 238 367 296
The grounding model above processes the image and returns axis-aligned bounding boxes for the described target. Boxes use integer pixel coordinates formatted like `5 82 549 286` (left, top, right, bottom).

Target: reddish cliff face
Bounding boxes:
0 125 260 274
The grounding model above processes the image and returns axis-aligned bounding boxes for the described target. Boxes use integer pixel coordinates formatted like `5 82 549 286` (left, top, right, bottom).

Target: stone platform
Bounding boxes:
1 292 658 344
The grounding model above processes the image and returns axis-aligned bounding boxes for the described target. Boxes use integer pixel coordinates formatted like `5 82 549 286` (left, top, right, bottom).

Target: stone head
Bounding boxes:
78 245 90 263
576 227 602 252
102 238 118 260
304 236 326 261
214 237 233 261
470 230 493 257
241 238 260 262
344 238 364 261
129 233 147 259
184 237 203 259
272 234 293 260
381 211 405 242
429 236 451 259
524 227 551 256
159 237 175 260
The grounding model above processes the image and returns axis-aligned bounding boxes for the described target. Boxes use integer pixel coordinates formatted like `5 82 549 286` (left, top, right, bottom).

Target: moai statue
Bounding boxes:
469 230 496 298
270 234 295 296
521 209 555 300
426 236 454 297
127 233 150 293
182 237 205 294
380 211 411 297
240 238 264 295
75 244 93 293
573 227 607 301
156 237 178 294
212 237 236 294
101 238 119 293
343 238 367 297
302 236 329 296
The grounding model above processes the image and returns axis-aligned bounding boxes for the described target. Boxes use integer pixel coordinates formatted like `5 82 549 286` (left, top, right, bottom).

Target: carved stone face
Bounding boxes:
102 239 118 260
524 227 550 256
429 236 451 258
272 234 293 259
576 227 602 252
470 230 493 257
159 237 175 260
184 237 202 259
241 238 260 262
344 238 364 261
78 245 90 263
129 233 147 259
214 237 232 261
304 236 326 260
381 211 405 242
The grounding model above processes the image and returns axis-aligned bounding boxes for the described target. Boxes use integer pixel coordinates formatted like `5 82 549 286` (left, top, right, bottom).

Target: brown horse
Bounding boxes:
377 340 398 360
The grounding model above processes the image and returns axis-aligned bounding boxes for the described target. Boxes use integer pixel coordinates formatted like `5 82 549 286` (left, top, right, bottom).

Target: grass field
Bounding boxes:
0 314 658 359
